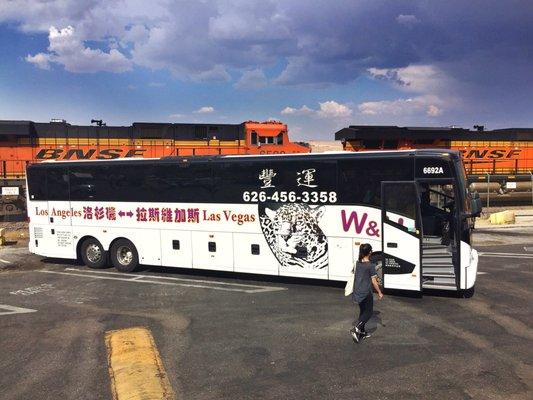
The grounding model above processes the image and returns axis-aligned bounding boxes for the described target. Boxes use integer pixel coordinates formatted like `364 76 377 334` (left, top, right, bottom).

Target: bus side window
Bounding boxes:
69 167 97 200
337 158 414 206
157 162 213 203
27 167 47 200
47 166 69 201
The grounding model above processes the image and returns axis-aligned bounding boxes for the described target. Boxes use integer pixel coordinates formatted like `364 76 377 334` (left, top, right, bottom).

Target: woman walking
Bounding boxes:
350 243 383 343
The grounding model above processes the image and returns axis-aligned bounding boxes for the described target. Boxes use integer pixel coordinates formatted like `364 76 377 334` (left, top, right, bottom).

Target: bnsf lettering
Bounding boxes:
35 148 146 160
64 149 96 160
459 149 522 159
97 149 122 159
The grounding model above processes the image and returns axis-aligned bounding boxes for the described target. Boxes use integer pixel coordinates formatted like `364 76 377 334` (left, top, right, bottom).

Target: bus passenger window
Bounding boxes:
47 167 69 201
27 168 47 200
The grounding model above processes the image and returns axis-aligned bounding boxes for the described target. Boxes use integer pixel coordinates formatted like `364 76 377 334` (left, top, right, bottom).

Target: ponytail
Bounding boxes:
358 243 373 262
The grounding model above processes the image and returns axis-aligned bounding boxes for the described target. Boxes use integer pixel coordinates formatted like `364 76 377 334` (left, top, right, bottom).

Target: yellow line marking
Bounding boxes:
105 327 176 400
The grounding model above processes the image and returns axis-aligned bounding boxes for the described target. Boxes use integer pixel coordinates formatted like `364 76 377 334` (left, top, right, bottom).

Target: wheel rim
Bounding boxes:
86 244 102 263
116 245 133 266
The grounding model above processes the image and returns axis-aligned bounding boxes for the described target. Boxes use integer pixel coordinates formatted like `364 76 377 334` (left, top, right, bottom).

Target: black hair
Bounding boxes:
358 243 373 262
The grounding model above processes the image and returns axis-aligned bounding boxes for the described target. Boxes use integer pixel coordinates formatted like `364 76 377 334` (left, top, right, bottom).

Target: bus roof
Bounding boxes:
28 148 461 168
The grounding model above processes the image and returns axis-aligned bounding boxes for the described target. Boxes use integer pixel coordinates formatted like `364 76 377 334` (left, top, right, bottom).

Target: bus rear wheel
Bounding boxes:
80 238 107 269
110 239 139 273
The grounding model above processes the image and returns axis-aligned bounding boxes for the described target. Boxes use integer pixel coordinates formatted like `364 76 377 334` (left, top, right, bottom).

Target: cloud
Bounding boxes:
365 64 455 117
427 104 442 117
281 101 352 119
281 105 314 116
25 26 132 73
358 96 443 118
367 65 451 93
25 53 52 70
168 113 185 119
234 69 268 89
190 65 231 83
195 106 215 114
396 14 420 27
3 0 533 125
317 101 353 118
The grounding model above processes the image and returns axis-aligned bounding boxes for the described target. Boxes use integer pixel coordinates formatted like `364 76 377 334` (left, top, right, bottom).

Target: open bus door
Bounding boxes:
381 182 422 293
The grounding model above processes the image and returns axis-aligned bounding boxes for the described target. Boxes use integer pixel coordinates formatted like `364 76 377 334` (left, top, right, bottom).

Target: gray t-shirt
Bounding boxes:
352 261 377 303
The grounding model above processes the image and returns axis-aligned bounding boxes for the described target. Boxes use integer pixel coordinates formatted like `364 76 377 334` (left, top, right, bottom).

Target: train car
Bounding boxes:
335 125 533 204
0 119 309 217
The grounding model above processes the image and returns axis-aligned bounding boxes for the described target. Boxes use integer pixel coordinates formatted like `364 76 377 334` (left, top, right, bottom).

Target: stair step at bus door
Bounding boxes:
422 236 442 244
422 245 451 253
422 276 457 289
422 257 453 266
422 266 455 276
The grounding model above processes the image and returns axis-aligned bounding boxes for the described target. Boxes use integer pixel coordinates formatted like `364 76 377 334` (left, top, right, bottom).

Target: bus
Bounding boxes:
26 149 481 295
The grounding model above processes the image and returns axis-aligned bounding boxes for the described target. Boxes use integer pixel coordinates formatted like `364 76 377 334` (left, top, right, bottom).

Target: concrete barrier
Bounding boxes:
489 210 516 225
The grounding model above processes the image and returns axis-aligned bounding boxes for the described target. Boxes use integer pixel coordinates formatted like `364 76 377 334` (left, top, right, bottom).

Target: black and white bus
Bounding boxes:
26 149 481 295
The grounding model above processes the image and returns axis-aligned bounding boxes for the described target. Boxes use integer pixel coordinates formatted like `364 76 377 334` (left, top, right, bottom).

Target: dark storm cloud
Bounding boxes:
2 0 533 125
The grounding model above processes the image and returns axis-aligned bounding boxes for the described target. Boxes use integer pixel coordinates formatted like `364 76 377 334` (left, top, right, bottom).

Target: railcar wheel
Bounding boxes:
80 238 107 269
110 239 139 273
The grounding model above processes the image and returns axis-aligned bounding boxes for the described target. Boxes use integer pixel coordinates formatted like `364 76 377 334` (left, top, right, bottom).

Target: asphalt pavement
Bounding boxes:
0 233 532 400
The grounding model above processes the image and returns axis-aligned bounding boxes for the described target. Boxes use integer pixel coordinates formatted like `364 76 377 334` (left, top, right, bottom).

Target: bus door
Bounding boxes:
45 166 74 259
381 181 422 293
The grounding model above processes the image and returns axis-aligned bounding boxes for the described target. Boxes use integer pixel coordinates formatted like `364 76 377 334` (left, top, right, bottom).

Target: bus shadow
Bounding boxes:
41 257 83 266
137 264 347 289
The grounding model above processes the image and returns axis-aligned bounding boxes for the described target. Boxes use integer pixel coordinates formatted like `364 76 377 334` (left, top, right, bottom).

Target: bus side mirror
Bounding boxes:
469 191 483 217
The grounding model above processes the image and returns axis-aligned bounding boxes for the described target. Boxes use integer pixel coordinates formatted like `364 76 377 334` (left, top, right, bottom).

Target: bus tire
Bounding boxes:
110 239 139 273
461 286 475 298
80 238 107 269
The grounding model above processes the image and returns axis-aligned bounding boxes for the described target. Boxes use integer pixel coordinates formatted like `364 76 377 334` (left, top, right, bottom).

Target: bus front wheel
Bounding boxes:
80 238 107 269
110 239 139 273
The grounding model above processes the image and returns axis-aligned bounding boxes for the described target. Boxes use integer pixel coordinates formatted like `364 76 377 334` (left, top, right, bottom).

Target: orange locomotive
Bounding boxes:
0 119 308 217
0 119 308 179
335 125 533 176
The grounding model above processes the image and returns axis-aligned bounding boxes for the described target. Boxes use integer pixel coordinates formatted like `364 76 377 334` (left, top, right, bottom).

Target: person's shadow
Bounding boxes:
366 310 385 334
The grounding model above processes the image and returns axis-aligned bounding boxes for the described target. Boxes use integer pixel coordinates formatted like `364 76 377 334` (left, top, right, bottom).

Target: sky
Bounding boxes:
0 0 532 140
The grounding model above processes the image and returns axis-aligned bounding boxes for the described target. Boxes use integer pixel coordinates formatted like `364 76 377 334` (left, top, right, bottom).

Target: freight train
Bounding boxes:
0 119 309 218
335 125 533 205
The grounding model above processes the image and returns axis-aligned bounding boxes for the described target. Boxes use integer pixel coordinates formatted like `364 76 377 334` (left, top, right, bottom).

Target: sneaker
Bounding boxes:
350 330 360 343
361 332 372 340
